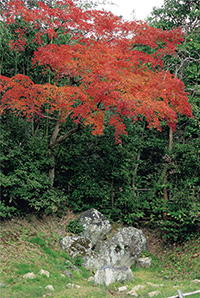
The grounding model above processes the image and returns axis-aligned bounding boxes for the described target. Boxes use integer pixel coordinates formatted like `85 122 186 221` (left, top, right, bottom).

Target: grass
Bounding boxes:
0 213 200 298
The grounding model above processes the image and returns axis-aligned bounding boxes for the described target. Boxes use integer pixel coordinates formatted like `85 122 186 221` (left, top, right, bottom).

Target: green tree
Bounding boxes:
146 0 200 240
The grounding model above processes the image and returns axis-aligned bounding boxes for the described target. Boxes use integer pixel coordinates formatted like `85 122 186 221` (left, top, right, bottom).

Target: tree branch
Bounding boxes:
56 124 82 145
49 121 61 149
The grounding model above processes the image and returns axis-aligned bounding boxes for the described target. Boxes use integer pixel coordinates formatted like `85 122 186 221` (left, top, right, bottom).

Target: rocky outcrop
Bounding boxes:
96 227 148 267
79 208 112 248
94 265 134 286
60 234 105 270
61 209 148 274
60 235 92 258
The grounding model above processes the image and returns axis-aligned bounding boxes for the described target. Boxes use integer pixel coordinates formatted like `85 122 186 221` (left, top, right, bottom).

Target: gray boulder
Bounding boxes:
79 208 112 248
61 235 104 270
82 251 105 270
60 235 92 259
94 265 134 286
97 227 148 267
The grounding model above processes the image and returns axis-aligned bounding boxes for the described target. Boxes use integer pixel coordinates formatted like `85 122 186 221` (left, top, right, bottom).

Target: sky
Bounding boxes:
97 0 164 21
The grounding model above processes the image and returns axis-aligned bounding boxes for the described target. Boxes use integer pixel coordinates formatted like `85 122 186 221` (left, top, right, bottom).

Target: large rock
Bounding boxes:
82 251 105 271
60 210 148 271
94 265 134 286
60 235 105 270
96 227 148 267
60 235 92 258
79 208 112 247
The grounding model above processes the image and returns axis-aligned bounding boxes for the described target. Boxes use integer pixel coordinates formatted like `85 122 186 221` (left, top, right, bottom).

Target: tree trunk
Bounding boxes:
163 64 177 219
163 127 173 220
48 120 81 185
131 121 145 188
169 127 173 151
49 148 55 185
49 121 61 185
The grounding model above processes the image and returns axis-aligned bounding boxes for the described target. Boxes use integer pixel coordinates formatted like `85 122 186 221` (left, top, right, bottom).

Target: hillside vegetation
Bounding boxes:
0 214 200 298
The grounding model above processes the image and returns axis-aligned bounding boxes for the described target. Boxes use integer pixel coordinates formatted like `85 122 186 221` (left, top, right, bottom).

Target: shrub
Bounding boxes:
66 219 84 234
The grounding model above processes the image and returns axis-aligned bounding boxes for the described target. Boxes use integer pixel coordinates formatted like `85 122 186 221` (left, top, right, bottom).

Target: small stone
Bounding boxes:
191 279 200 283
64 270 74 278
148 291 161 297
118 286 127 292
163 276 169 280
88 276 94 282
23 272 36 279
127 289 138 296
60 274 65 277
66 283 74 288
45 285 55 291
66 283 80 288
0 283 5 287
147 282 163 287
39 269 50 278
132 285 144 291
136 257 152 268
65 260 82 273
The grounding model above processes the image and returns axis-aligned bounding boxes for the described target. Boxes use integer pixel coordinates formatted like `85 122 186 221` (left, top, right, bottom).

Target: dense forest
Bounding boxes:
0 0 199 243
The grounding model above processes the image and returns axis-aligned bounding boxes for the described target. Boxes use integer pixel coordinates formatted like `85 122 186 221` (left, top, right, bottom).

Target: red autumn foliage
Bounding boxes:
0 0 193 142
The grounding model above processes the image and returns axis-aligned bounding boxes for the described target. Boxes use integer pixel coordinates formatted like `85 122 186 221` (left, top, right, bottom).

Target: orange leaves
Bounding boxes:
32 44 79 78
3 0 92 47
109 115 127 143
42 83 86 120
11 74 34 87
0 74 86 121
83 111 104 136
1 0 193 141
0 74 47 118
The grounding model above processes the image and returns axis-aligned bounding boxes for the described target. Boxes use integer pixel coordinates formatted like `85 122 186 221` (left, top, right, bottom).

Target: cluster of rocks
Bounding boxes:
21 264 162 297
23 269 50 279
21 267 200 298
23 270 55 292
117 283 164 297
60 208 151 285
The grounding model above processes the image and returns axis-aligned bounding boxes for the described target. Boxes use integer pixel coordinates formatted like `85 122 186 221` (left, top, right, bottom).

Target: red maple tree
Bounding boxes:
0 0 193 184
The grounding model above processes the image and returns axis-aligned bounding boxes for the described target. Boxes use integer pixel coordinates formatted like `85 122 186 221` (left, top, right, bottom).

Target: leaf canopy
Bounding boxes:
0 0 193 141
